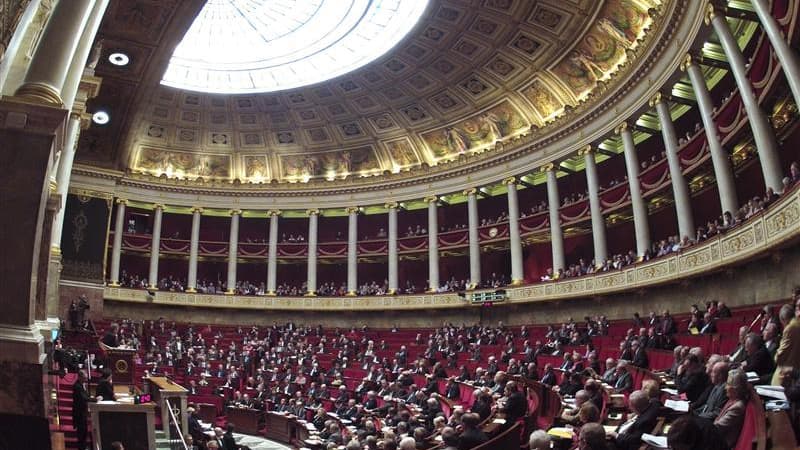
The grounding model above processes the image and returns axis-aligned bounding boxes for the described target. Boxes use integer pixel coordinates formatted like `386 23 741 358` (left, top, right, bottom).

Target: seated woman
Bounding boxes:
713 369 750 449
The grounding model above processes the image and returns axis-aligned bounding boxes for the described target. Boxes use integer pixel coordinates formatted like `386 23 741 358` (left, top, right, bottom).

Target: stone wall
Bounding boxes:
102 244 800 328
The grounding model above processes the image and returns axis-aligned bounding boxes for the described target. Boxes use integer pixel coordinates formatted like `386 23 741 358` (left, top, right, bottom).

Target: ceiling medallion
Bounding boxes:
162 0 430 94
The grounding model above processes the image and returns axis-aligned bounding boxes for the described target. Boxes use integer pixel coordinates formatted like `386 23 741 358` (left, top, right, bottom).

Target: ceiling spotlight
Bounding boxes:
92 111 110 125
108 52 130 66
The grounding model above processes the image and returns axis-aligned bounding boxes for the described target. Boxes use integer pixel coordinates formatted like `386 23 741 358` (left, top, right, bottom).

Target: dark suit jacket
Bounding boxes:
458 428 489 450
614 401 659 450
222 431 238 450
746 347 775 382
504 391 527 424
540 370 556 386
471 399 491 421
614 371 633 393
676 371 710 403
101 332 118 348
95 379 114 401
72 381 90 420
632 349 649 368
693 383 728 419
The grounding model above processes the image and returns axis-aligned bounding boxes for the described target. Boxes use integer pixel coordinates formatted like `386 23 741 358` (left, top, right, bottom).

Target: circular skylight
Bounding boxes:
161 0 429 94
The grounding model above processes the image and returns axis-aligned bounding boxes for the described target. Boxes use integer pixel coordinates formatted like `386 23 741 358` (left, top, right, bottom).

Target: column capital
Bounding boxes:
384 201 399 210
614 122 630 135
345 206 360 215
502 176 516 185
540 163 556 173
648 91 664 107
115 198 128 205
423 195 438 204
267 209 282 217
191 206 204 214
229 209 242 216
679 53 696 72
462 188 477 196
577 145 594 157
306 208 320 216
153 203 165 210
704 3 721 25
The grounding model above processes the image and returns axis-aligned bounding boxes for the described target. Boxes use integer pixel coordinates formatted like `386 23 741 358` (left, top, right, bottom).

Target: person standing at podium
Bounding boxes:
72 370 90 450
102 323 120 347
95 370 114 401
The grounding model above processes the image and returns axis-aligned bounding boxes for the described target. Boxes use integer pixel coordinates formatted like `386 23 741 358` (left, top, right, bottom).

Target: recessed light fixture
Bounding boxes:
108 52 130 66
92 111 110 125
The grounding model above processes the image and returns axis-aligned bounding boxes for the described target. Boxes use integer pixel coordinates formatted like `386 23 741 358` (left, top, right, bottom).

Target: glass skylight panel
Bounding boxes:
162 0 429 93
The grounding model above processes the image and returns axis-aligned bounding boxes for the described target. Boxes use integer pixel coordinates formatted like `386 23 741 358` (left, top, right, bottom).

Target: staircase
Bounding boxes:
52 372 92 450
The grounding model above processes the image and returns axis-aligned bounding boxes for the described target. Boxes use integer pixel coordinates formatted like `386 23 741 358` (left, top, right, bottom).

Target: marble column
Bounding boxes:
505 178 524 285
580 147 608 265
386 202 399 294
186 207 202 293
425 196 440 292
0 0 41 92
14 0 96 105
751 0 800 111
544 164 565 273
652 93 696 240
60 0 108 111
306 209 319 295
108 199 126 286
707 5 783 192
49 114 81 253
617 123 651 257
148 205 163 289
346 206 359 295
225 210 240 294
683 55 738 214
464 189 481 288
266 210 280 295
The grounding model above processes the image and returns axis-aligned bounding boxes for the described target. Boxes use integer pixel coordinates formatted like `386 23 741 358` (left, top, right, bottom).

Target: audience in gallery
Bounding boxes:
84 288 800 450
115 161 800 296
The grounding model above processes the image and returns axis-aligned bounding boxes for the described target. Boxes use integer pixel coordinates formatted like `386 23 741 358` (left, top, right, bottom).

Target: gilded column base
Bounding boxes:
345 291 357 297
107 282 120 287
265 291 276 297
185 288 196 293
147 285 158 291
466 283 478 290
224 290 235 295
387 289 397 295
14 82 64 107
510 278 525 286
304 291 317 297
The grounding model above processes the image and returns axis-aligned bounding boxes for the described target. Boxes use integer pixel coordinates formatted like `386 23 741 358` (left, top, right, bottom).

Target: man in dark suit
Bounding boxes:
699 313 717 335
612 361 633 394
609 390 659 450
470 390 491 421
222 423 238 450
540 364 556 386
743 333 776 384
457 413 488 450
72 370 91 450
676 354 710 403
501 381 527 427
631 339 649 368
102 323 119 348
95 370 114 401
692 361 729 419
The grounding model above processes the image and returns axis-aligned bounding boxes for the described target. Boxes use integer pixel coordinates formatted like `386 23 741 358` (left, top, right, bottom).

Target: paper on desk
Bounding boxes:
641 433 668 449
547 427 574 439
492 418 506 424
746 371 759 381
603 425 617 434
755 385 784 392
664 399 690 412
755 387 787 401
661 388 679 395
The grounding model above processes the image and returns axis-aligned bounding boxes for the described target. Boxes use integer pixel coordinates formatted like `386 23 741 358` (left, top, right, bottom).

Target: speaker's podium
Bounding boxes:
89 401 156 450
98 342 137 385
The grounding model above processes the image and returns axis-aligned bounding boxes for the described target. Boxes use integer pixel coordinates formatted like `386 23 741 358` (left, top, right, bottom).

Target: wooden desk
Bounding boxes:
145 376 188 441
766 410 798 450
89 401 156 450
265 412 292 443
226 407 262 435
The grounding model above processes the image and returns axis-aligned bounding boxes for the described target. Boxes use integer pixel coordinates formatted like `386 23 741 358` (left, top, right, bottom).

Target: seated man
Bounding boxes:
692 361 729 419
607 390 658 450
559 390 589 425
457 413 488 450
612 361 633 394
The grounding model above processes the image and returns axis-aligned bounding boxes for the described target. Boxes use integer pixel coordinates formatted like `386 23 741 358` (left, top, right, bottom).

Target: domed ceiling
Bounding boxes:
79 0 667 187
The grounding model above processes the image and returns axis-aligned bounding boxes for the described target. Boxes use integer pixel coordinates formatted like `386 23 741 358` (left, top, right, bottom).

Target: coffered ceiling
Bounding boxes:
77 0 668 187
